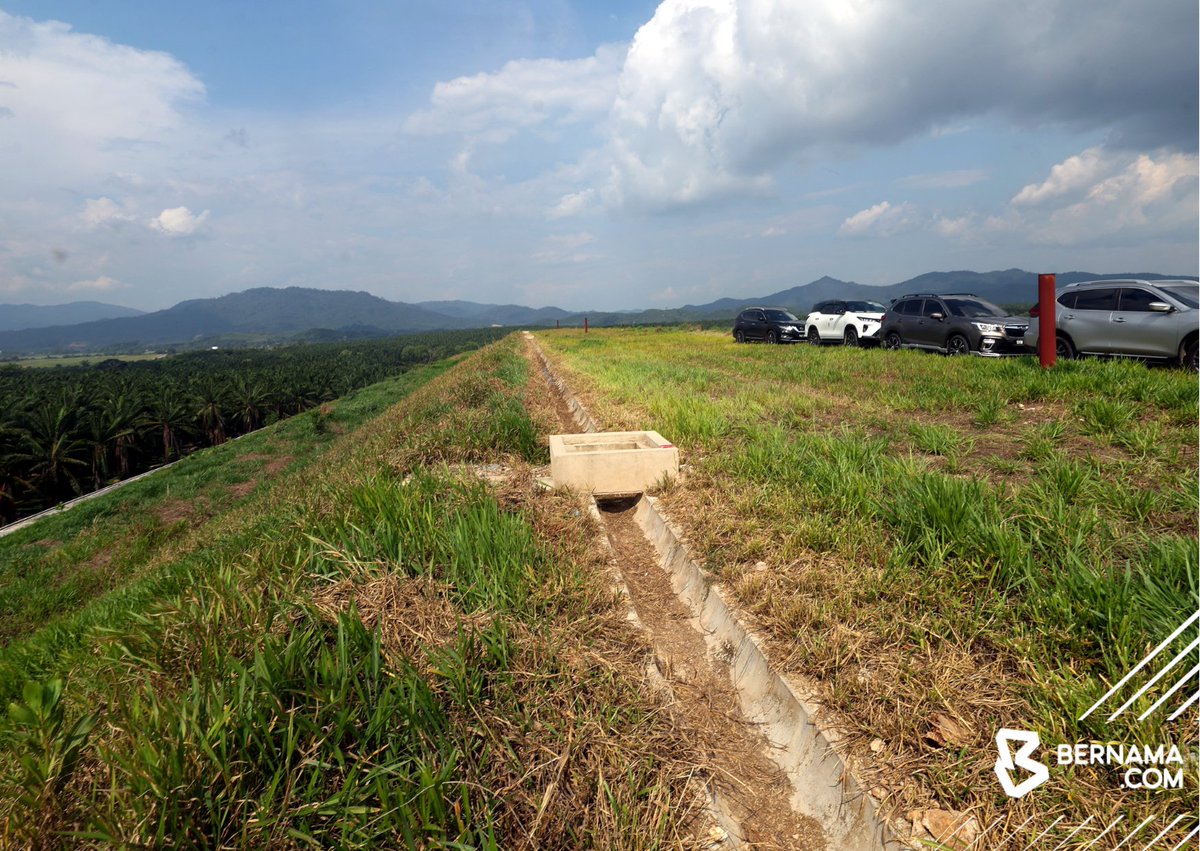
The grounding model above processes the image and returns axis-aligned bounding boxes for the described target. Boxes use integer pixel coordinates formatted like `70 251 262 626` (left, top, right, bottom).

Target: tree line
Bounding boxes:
0 329 506 524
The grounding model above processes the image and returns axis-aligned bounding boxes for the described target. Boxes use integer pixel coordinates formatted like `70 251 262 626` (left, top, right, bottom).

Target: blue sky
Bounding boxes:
0 1 1196 311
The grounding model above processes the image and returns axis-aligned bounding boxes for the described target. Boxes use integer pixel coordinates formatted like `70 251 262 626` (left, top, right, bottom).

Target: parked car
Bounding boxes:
732 307 804 343
803 299 887 346
878 293 1029 355
1023 279 1199 370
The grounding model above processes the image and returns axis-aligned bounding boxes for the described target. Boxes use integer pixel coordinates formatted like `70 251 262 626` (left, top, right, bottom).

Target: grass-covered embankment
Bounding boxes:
539 327 1198 841
1 337 701 849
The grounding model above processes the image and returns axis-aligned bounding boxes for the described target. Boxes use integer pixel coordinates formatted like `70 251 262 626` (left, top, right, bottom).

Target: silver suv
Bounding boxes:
1024 279 1199 370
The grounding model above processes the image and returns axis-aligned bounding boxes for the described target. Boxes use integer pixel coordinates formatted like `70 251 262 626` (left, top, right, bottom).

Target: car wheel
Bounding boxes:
807 327 821 346
735 329 745 344
883 331 902 350
766 329 778 344
1055 334 1076 360
1183 338 1198 372
946 333 971 355
843 326 859 347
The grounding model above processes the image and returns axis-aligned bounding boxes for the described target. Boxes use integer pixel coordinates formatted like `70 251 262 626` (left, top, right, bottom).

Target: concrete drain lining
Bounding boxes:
528 334 897 851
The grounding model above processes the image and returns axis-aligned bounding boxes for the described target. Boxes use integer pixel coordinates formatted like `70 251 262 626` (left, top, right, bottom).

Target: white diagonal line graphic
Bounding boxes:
1141 814 1187 850
1079 612 1199 721
1020 816 1065 851
1169 826 1199 851
995 814 1038 850
1166 689 1199 721
1108 636 1200 720
1136 662 1200 721
1113 815 1157 850
1080 816 1125 850
1050 816 1094 851
962 816 1003 850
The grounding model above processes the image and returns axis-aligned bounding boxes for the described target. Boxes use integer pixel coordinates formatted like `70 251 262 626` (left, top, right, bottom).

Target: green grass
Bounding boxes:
0 337 697 849
540 326 1198 835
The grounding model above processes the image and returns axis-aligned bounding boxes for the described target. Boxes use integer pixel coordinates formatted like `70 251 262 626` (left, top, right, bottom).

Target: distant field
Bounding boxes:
539 326 1198 835
9 352 167 368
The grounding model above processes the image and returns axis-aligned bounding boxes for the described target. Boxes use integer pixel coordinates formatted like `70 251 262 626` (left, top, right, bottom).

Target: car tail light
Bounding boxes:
879 313 887 323
1029 304 1040 317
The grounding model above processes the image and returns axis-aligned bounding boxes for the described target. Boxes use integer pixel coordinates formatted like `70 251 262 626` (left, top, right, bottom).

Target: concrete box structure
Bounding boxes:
549 431 679 495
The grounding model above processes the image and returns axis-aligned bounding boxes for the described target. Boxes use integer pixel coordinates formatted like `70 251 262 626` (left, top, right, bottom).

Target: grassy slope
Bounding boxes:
0 338 699 849
539 327 1198 838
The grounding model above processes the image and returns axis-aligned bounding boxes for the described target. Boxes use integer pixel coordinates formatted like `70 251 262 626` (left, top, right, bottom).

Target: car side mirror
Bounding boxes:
1148 301 1174 313
930 312 945 321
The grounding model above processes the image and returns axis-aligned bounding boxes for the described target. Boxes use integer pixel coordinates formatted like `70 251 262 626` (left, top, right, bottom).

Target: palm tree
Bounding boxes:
231 376 269 435
142 385 190 463
193 380 227 446
101 389 142 478
12 400 88 504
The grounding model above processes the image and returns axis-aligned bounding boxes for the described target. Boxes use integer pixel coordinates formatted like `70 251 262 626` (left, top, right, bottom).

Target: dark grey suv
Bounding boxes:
1023 279 1199 370
732 307 804 343
878 293 1028 355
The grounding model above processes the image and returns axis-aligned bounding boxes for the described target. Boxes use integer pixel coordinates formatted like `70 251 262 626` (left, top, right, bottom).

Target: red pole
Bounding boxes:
584 316 588 334
1038 273 1056 368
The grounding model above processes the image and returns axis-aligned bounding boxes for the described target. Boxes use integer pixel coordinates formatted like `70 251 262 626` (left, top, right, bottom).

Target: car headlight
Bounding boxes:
972 322 1004 334
857 315 879 323
784 325 798 332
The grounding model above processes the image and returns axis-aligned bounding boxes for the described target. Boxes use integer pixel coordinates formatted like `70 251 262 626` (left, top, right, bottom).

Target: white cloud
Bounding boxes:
602 0 1195 208
81 197 132 228
1012 147 1111 206
67 275 124 292
1022 149 1198 245
404 45 623 141
548 188 595 219
150 206 209 237
839 201 918 237
0 11 203 184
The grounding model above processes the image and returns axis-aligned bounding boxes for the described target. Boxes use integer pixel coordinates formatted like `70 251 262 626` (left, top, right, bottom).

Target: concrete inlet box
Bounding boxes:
549 431 679 495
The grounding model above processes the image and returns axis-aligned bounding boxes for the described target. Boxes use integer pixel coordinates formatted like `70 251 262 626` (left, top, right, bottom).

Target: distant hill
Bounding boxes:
0 301 144 331
0 288 464 354
416 300 571 326
3 272 1194 354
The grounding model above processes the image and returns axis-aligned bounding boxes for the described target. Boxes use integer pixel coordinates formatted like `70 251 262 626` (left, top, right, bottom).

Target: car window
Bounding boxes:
1073 288 1118 311
922 300 944 317
764 309 797 322
752 311 766 321
1117 288 1160 312
945 298 1004 318
897 299 922 316
1158 285 1200 309
1057 292 1077 309
813 302 829 313
846 300 885 312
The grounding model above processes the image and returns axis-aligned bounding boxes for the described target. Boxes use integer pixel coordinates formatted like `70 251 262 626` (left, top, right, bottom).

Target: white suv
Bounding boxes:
804 299 887 347
1024 279 1199 370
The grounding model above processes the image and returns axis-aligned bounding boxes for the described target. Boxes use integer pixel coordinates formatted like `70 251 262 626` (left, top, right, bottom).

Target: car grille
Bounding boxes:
1003 324 1028 338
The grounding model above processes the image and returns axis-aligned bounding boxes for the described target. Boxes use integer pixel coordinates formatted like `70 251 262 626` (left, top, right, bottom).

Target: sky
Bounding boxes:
0 1 1196 312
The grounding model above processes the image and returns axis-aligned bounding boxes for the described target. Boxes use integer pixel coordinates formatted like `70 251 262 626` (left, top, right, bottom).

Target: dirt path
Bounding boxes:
525 334 826 850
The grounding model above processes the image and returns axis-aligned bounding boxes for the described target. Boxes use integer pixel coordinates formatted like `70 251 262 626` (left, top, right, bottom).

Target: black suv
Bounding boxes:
878 293 1029 355
732 307 804 343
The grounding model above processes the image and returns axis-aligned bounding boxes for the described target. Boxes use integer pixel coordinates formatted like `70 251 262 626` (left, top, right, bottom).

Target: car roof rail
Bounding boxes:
896 292 979 299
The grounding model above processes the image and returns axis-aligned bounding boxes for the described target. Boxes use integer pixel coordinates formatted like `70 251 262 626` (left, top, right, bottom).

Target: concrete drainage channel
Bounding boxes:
525 334 897 851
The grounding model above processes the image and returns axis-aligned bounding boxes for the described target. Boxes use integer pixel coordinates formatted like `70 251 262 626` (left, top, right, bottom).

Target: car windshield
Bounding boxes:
845 300 886 312
764 310 798 321
1158 285 1199 309
944 298 1006 318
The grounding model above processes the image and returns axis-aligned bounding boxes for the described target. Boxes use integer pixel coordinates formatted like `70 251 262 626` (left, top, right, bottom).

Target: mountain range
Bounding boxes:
1 270 1194 355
